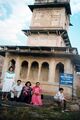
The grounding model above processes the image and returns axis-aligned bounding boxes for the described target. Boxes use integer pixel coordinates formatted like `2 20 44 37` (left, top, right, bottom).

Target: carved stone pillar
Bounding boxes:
48 61 55 83
1 52 9 81
15 57 20 81
27 62 31 81
38 63 41 82
73 66 77 97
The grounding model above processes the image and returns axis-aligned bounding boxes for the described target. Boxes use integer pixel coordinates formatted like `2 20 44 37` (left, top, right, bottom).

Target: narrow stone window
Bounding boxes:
40 62 49 81
55 62 64 83
29 61 39 81
9 59 15 70
20 61 28 79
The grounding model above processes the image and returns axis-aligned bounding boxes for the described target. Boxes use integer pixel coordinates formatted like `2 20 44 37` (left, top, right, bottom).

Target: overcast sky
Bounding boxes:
0 0 80 53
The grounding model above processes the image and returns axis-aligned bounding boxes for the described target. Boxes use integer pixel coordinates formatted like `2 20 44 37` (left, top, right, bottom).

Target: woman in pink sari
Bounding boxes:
31 82 42 106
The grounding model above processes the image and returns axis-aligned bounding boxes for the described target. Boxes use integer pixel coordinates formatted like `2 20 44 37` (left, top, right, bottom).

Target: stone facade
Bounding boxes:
0 55 4 81
28 6 70 46
76 74 80 97
27 34 65 47
2 51 75 96
30 8 69 30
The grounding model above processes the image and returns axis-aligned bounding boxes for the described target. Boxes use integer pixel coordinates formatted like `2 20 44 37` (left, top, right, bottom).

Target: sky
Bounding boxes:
0 0 80 54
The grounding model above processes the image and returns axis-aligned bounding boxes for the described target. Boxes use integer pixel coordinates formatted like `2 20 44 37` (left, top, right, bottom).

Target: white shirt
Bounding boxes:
11 83 23 98
11 84 23 92
54 91 65 101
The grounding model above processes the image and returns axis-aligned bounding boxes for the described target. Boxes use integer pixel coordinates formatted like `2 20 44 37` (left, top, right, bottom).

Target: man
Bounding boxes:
10 80 23 101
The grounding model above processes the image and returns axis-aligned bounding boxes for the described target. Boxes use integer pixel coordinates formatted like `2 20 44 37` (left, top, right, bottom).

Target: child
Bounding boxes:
54 88 67 112
31 82 42 106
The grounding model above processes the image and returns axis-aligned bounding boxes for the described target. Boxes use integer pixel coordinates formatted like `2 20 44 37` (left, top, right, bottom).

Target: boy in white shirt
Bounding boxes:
54 88 67 112
10 80 23 101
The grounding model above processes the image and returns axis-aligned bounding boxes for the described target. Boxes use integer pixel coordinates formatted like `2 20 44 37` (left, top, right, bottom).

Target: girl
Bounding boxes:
2 66 15 100
31 82 42 106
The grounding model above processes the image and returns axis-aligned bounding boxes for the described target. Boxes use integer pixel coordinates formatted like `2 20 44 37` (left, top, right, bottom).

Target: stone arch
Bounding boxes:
20 61 28 79
29 61 39 81
8 59 16 70
40 62 49 81
55 62 64 83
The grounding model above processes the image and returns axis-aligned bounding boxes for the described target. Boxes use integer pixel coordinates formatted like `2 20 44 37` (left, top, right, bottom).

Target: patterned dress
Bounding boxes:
20 85 32 103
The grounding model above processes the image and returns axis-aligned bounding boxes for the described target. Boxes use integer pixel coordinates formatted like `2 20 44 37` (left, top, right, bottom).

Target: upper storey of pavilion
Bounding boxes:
29 0 71 14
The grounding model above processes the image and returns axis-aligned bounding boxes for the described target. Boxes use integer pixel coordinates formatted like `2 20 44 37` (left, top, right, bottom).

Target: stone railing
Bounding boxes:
35 0 70 4
0 46 78 55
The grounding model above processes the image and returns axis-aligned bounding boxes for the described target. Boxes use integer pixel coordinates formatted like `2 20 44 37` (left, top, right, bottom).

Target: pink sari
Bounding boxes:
31 86 42 106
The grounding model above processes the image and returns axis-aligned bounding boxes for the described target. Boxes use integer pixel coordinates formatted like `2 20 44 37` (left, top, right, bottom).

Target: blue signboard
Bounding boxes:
60 73 73 86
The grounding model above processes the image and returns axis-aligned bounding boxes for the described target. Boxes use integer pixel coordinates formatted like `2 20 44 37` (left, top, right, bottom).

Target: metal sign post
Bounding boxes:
59 73 73 99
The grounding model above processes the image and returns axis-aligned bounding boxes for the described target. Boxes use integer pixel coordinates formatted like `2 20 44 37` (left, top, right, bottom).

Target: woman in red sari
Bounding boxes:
31 82 42 106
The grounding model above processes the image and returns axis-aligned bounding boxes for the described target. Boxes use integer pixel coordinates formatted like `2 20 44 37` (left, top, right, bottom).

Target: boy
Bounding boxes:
54 88 67 112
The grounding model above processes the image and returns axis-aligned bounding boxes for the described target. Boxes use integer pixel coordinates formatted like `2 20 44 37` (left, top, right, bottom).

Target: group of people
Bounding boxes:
1 66 42 106
1 66 68 111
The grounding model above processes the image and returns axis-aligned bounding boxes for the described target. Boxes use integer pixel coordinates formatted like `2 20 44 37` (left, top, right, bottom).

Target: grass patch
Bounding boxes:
0 106 80 120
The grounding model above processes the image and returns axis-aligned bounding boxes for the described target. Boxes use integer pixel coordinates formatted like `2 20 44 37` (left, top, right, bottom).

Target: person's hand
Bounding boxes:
14 91 17 96
35 93 39 95
10 90 14 93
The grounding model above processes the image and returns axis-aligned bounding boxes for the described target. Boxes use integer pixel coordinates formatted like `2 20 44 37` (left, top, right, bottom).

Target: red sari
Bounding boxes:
31 86 42 106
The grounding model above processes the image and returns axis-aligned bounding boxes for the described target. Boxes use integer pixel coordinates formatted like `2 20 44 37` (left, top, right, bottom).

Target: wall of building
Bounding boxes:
2 53 74 97
27 34 66 47
0 55 4 81
30 8 69 30
76 74 80 97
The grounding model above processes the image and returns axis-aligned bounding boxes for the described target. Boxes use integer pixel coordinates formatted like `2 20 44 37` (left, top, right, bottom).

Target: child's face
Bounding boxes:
36 83 40 87
60 90 64 93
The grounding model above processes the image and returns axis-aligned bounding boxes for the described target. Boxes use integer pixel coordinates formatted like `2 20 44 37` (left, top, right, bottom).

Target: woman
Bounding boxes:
2 66 15 100
20 81 32 104
31 82 42 106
